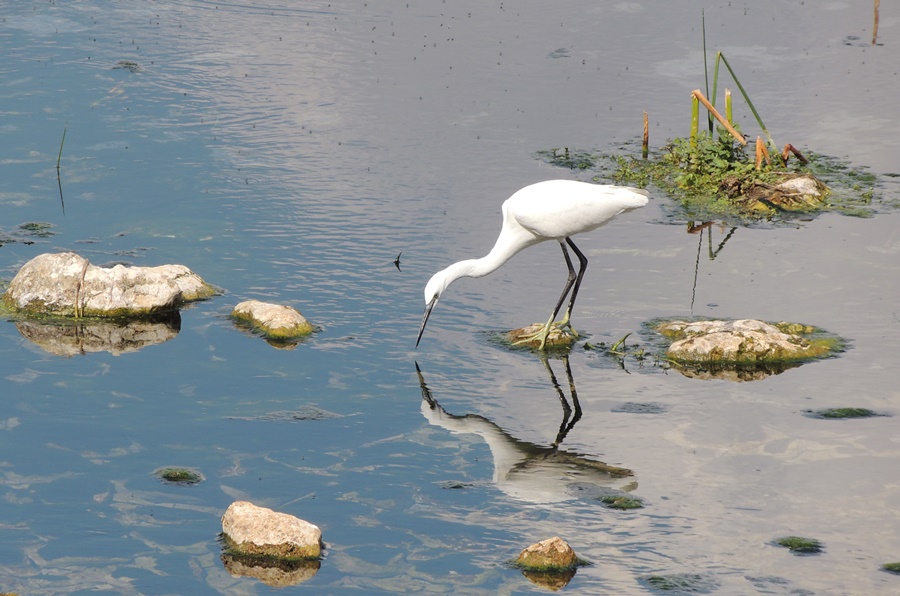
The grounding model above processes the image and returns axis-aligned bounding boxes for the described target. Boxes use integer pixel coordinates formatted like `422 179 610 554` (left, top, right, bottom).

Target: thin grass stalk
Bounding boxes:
702 11 714 134
56 126 67 214
690 95 699 147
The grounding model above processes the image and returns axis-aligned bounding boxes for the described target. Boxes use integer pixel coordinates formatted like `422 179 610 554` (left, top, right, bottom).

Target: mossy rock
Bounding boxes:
655 318 846 367
504 323 576 350
154 466 204 485
231 300 315 341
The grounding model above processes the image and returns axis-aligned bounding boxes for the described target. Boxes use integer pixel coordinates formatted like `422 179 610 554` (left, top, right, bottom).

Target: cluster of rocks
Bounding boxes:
0 252 316 354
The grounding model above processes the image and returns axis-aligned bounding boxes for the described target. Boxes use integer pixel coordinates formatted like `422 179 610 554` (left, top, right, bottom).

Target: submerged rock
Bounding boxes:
231 300 315 340
1 252 217 317
221 501 322 561
658 319 835 365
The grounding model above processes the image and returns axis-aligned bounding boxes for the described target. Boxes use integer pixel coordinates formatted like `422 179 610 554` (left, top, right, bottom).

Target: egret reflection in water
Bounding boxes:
416 357 636 505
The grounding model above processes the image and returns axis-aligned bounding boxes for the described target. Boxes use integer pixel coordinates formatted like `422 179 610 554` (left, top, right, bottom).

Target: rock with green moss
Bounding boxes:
221 501 322 561
882 562 900 574
154 466 204 485
515 536 578 572
1 252 217 317
658 319 839 366
506 323 576 349
231 300 315 341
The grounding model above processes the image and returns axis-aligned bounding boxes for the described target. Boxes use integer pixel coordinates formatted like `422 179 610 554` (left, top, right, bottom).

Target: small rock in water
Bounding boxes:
231 300 315 340
515 536 578 571
221 501 322 560
507 323 575 348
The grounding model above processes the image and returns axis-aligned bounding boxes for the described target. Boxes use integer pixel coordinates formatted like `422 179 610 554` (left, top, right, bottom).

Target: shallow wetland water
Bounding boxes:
1 1 899 594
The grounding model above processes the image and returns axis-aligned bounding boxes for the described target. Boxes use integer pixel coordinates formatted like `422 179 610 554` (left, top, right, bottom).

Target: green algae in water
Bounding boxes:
642 572 720 592
154 467 204 485
811 407 881 419
599 495 644 510
775 536 823 554
882 562 900 574
535 147 596 170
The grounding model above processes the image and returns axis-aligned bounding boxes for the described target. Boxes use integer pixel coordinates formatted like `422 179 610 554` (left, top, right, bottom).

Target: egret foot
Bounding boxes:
509 320 575 350
552 309 579 339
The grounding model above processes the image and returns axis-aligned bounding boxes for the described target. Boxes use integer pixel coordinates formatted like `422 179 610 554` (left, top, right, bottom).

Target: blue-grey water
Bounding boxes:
2 1 899 594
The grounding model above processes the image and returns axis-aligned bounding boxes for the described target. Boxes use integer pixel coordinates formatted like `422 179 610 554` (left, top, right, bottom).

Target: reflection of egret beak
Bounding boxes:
416 296 438 347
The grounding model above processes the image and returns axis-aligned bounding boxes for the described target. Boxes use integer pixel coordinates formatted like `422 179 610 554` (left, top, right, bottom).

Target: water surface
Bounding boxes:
1 1 899 593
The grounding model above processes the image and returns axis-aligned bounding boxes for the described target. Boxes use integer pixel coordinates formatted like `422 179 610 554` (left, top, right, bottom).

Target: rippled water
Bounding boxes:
1 1 899 594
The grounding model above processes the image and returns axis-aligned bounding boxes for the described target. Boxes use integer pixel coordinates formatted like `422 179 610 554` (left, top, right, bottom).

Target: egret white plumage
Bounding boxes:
416 179 649 350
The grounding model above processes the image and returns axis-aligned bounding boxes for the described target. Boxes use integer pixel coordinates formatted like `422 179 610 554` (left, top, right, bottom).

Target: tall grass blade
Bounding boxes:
717 53 778 154
702 11 713 134
711 52 722 133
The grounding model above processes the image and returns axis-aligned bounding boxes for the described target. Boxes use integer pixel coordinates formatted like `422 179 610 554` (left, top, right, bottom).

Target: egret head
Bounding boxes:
416 271 447 348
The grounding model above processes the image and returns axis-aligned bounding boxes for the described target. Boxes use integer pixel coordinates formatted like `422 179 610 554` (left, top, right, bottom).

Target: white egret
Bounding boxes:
416 179 649 349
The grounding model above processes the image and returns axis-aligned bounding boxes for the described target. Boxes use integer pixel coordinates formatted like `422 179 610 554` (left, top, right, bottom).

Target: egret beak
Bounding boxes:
416 296 438 347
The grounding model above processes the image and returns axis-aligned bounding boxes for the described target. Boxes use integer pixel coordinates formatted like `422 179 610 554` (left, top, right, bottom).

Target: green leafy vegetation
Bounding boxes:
775 536 823 554
810 407 881 419
599 495 644 510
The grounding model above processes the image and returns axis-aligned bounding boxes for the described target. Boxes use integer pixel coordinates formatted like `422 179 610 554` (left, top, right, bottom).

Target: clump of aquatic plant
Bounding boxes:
538 17 894 223
599 495 644 510
0 222 57 249
535 147 596 170
882 562 900 574
775 536 823 554
583 332 674 373
809 407 882 419
154 466 204 485
642 573 720 592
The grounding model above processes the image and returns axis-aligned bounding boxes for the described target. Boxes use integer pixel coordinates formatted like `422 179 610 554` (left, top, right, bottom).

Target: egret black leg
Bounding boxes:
547 239 578 325
511 238 579 350
562 237 588 323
